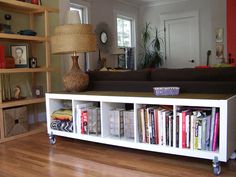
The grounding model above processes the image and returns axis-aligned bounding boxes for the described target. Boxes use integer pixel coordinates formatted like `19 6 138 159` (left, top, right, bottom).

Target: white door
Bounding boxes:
163 12 200 68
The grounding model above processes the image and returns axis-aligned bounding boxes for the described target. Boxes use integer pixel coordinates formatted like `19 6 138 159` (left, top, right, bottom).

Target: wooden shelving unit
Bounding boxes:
0 0 58 142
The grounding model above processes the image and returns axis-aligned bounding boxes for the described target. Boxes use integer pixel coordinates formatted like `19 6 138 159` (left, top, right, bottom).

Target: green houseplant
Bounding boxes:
138 23 163 69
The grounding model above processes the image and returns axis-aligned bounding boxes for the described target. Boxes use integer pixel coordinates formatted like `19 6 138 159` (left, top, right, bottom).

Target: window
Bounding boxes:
117 16 133 47
70 3 88 24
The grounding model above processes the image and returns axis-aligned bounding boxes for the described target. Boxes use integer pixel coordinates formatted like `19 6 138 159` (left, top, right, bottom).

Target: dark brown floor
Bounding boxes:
0 133 235 177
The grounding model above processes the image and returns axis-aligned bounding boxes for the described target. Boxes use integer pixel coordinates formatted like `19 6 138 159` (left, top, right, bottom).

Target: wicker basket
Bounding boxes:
3 106 29 137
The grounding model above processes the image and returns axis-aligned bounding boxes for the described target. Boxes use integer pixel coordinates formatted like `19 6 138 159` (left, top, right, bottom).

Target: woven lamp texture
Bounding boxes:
51 24 97 54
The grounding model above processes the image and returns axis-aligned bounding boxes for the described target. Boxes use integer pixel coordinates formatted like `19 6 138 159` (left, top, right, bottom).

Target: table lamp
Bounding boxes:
51 11 96 92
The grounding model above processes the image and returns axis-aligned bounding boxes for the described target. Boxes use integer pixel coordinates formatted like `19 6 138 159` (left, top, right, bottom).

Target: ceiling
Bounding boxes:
122 0 189 6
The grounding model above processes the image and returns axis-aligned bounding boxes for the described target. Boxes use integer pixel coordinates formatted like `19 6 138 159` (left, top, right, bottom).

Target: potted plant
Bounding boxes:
138 23 163 69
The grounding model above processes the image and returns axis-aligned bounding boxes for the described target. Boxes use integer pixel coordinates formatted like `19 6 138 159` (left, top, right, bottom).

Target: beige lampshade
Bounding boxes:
51 24 97 54
65 10 81 24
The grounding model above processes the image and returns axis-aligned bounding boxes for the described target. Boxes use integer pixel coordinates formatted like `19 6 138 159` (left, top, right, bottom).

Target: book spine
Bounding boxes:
137 109 142 142
206 116 211 151
154 109 159 144
158 110 163 145
182 111 186 148
169 116 173 147
176 115 179 148
166 115 169 146
198 119 202 150
140 109 146 143
81 111 88 134
179 113 182 148
194 120 199 149
173 112 176 148
162 111 166 146
201 118 207 150
212 112 219 151
151 109 155 144
76 105 82 134
186 114 190 148
210 107 216 151
0 45 5 68
145 109 149 143
190 115 196 150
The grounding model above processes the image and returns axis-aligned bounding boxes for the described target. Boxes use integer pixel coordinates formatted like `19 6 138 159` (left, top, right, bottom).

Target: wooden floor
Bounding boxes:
0 133 235 177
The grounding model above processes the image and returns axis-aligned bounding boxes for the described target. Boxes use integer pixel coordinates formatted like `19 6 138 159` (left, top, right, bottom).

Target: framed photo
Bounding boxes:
216 43 224 59
32 86 44 98
10 44 29 68
216 28 224 43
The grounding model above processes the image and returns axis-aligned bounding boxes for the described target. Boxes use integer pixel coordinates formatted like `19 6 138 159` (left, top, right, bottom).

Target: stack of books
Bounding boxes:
138 106 219 151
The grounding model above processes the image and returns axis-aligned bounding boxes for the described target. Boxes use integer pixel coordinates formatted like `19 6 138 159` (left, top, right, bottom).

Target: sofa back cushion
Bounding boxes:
151 67 236 81
89 71 150 81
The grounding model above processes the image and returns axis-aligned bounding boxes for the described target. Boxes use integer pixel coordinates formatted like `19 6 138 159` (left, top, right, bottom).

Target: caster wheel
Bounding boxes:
49 135 56 145
213 156 221 176
230 151 236 160
213 166 221 176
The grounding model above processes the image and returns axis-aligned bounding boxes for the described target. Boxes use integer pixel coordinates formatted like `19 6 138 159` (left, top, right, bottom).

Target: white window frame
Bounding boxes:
116 15 135 48
70 2 89 24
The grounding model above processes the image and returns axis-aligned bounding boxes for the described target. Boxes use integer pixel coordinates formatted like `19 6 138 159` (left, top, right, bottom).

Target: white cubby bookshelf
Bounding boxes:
46 91 236 174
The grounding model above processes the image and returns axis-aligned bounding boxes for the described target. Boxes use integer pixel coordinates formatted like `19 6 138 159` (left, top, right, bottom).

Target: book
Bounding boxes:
201 117 207 150
198 119 202 150
178 112 182 148
154 109 159 144
0 45 5 68
182 110 189 148
210 107 216 151
206 115 212 151
186 114 190 148
190 114 197 150
162 110 167 146
140 108 146 143
194 119 199 149
81 111 88 134
76 103 93 134
158 109 164 145
212 112 219 151
176 115 179 148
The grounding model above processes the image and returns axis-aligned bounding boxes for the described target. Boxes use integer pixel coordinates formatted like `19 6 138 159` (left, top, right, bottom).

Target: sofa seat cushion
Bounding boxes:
151 68 236 81
88 71 150 81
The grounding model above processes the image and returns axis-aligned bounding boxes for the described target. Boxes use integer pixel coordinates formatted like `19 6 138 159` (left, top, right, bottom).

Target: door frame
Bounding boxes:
160 11 200 68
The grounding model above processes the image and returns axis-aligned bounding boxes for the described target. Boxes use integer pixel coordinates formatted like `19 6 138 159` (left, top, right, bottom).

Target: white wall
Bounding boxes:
89 0 139 70
139 0 226 66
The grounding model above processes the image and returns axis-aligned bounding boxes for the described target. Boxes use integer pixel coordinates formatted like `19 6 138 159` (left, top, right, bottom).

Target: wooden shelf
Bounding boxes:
0 0 58 14
0 67 52 74
0 97 45 109
0 33 46 42
0 123 46 143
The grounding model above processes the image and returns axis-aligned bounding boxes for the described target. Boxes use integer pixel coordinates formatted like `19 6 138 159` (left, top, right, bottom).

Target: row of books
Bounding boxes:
138 106 219 151
75 103 101 135
108 109 134 139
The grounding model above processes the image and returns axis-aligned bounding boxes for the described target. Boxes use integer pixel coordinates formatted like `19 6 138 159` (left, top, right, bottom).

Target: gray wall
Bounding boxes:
139 0 226 66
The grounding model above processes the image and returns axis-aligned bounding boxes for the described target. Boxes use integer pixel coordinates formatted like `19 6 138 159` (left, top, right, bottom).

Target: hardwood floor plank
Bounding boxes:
0 133 235 177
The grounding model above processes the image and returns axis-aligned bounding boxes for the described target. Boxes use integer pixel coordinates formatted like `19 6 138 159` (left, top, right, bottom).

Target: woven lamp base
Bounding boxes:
63 56 89 92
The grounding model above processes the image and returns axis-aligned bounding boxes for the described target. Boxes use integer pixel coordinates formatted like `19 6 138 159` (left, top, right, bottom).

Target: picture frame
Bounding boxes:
9 44 29 68
216 28 224 43
32 85 44 98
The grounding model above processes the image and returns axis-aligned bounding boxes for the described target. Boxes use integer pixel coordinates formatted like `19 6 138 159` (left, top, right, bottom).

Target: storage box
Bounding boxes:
124 110 134 139
109 109 124 137
3 106 29 137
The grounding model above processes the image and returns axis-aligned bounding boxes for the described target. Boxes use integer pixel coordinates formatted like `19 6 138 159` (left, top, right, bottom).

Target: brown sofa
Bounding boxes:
87 67 236 94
